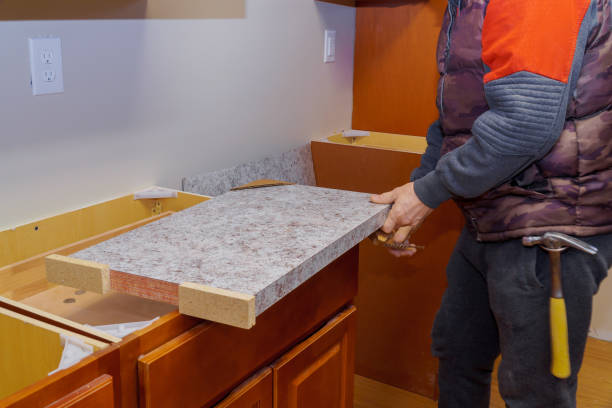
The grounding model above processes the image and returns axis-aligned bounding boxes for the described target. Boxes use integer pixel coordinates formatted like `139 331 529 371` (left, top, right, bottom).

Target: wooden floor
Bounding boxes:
355 337 612 408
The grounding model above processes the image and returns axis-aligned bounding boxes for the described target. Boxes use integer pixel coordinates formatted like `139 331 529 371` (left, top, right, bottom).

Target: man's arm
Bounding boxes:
414 0 596 209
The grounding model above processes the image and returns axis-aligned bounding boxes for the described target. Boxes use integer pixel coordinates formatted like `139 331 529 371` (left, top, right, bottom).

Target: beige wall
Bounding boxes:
0 1 355 230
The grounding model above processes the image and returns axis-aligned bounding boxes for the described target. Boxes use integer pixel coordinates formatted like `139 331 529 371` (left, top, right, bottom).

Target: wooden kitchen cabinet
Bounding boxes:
273 306 356 408
0 192 206 408
214 369 273 408
1 188 362 408
0 192 208 408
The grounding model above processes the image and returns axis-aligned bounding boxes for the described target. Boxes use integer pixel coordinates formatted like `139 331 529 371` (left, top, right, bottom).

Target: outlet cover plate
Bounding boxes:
324 30 336 63
29 37 64 96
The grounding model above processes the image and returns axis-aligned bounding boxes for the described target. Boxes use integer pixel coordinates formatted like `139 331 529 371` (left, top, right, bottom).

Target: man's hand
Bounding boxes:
370 182 433 257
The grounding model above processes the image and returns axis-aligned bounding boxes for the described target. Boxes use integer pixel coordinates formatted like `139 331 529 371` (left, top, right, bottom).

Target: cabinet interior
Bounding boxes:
0 306 108 400
0 191 208 328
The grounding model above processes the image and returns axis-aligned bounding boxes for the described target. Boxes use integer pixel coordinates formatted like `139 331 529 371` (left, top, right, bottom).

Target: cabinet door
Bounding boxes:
215 369 272 408
273 306 356 408
44 375 113 408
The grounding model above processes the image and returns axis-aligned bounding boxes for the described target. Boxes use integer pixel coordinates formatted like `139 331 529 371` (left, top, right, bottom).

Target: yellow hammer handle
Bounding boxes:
550 297 571 379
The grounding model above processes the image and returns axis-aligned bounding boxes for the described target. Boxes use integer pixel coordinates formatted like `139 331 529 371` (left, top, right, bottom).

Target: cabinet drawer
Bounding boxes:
138 247 358 408
214 369 272 408
273 306 356 408
45 375 114 408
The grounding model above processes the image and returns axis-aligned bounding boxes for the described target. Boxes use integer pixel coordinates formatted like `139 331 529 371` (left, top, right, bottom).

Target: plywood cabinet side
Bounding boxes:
137 248 359 408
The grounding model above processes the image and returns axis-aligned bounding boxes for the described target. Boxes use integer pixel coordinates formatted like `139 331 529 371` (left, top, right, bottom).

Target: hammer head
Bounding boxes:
522 232 598 255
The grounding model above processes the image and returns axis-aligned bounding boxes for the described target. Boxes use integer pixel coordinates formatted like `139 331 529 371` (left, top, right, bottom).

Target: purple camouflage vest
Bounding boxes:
437 0 612 241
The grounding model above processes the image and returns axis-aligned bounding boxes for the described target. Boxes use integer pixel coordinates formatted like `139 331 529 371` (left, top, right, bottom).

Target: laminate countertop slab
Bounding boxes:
46 185 389 328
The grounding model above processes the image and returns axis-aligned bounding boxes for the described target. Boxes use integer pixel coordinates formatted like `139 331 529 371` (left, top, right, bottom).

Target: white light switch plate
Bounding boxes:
29 37 64 96
324 30 336 63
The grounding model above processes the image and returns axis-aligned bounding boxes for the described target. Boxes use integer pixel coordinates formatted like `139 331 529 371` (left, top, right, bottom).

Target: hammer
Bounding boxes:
522 232 598 379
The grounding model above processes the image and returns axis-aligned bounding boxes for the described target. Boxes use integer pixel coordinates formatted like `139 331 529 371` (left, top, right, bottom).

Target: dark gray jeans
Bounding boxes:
433 228 611 408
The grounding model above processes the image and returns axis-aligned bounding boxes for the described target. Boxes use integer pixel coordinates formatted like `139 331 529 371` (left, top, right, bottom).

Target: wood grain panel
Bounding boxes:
138 248 358 408
352 0 447 135
311 141 464 398
44 375 114 408
273 306 356 408
214 368 272 408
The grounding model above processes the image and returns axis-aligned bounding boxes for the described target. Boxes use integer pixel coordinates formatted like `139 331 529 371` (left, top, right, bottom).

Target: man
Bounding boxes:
371 0 612 407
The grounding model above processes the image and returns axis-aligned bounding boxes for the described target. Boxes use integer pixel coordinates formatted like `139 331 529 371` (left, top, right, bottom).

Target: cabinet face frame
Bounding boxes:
273 306 356 408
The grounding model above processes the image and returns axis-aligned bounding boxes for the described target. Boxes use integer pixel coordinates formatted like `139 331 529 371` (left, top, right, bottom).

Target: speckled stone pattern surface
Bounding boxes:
182 144 316 196
72 185 389 315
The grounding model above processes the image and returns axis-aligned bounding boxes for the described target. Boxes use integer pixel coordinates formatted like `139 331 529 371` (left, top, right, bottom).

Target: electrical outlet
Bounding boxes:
43 71 56 82
324 30 336 63
41 50 54 64
29 37 64 96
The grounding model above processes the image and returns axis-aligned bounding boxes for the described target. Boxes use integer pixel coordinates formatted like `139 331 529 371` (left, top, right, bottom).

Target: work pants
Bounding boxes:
433 228 612 408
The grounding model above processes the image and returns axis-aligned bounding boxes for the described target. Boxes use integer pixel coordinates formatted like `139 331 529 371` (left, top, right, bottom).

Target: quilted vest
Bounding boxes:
437 0 612 241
